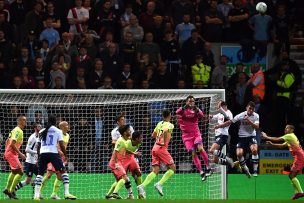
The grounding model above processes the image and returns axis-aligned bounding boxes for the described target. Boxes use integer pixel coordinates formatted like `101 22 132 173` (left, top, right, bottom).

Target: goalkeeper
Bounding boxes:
176 95 211 181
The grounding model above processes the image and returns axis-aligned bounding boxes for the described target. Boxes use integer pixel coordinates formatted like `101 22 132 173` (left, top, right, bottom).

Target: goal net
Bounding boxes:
0 89 225 200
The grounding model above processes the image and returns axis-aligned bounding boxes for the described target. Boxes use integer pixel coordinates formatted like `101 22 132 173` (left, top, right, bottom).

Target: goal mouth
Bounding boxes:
0 89 226 199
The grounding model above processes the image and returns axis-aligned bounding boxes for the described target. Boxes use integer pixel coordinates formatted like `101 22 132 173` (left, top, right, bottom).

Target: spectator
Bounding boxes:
181 29 204 68
139 0 156 32
50 61 66 88
89 0 118 39
175 14 196 45
77 78 87 89
210 55 228 89
228 62 249 91
0 29 13 65
119 31 137 68
202 41 215 68
228 0 250 42
98 31 116 56
122 14 144 44
139 65 156 88
74 46 92 71
275 61 296 134
32 57 49 87
217 0 233 42
0 11 14 42
67 0 89 35
20 66 35 89
82 33 98 59
234 72 248 114
191 55 211 88
154 61 175 89
10 75 23 89
53 76 64 89
10 0 29 43
39 39 50 62
100 42 121 84
249 7 273 58
204 0 224 42
62 32 79 58
120 3 134 28
273 4 290 57
169 0 195 25
177 79 186 89
39 17 60 49
83 0 92 11
137 32 161 66
160 30 181 81
140 79 150 89
246 63 265 103
0 62 9 88
87 58 105 89
36 79 45 89
67 66 87 89
0 0 9 21
23 30 41 60
14 46 33 72
117 63 136 89
125 78 135 89
98 76 113 89
24 2 44 37
152 15 166 44
43 1 61 29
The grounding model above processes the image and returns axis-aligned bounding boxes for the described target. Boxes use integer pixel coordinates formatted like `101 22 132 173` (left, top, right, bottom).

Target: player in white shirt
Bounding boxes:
14 123 42 197
33 115 76 200
215 101 260 178
111 113 134 145
209 101 235 167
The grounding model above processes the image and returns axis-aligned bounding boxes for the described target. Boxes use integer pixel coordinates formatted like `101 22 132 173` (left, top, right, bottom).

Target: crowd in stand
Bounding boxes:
0 0 303 135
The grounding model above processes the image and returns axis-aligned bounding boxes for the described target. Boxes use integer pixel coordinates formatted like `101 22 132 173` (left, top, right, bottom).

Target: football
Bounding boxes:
256 2 267 13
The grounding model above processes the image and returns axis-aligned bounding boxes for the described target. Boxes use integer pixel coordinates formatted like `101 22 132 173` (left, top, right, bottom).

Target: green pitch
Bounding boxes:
0 173 303 200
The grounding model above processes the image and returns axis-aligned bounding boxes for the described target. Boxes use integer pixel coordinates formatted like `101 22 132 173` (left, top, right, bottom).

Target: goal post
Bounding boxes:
0 89 226 199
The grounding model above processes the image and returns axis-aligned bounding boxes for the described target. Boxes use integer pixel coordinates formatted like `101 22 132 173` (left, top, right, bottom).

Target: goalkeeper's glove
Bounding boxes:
182 104 189 110
193 105 200 113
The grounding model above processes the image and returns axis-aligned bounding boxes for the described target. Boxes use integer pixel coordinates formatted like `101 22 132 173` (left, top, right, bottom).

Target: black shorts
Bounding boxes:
215 134 228 150
236 137 258 149
38 153 65 175
24 162 38 177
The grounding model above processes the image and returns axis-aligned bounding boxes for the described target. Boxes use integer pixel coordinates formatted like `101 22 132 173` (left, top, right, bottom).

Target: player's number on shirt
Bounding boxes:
42 134 54 146
156 129 163 143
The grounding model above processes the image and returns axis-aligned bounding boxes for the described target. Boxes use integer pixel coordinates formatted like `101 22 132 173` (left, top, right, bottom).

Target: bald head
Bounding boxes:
17 115 27 129
59 121 69 133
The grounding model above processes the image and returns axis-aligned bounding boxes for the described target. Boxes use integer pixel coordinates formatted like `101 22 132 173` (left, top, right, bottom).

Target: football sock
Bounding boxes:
291 177 303 193
193 155 202 172
107 182 117 195
10 174 22 192
142 172 156 187
158 169 174 185
113 179 126 193
6 172 15 192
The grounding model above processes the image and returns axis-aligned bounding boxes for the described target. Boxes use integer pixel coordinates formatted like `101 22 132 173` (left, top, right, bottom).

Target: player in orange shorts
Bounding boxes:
262 125 304 200
137 109 176 198
3 115 27 199
106 131 143 199
107 125 133 199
